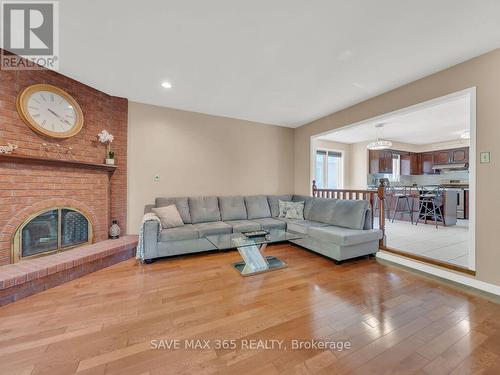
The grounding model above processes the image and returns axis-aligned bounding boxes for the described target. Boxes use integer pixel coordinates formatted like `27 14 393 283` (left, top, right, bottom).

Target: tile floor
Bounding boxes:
375 217 470 268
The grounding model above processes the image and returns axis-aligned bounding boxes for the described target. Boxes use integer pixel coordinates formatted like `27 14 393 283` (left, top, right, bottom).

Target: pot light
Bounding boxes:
367 123 392 150
161 81 172 89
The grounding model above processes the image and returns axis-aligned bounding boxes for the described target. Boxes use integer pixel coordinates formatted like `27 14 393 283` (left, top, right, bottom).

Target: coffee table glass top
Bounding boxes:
206 229 302 250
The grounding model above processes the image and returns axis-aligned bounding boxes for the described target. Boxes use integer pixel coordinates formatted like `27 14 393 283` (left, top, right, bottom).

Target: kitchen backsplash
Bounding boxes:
367 170 469 187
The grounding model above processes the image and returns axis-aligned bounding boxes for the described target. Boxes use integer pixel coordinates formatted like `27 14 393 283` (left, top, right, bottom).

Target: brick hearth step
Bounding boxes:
0 235 138 306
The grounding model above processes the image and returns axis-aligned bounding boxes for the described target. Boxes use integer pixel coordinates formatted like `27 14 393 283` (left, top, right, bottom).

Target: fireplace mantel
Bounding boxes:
0 153 117 173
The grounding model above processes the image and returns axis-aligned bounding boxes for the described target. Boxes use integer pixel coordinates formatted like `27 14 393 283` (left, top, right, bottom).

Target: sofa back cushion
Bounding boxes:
267 195 293 217
330 200 370 230
306 198 338 223
245 195 271 219
189 196 221 223
155 197 191 223
218 196 247 221
302 197 370 230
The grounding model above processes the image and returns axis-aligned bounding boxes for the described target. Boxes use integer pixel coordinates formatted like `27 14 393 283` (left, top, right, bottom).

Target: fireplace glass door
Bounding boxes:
17 208 91 260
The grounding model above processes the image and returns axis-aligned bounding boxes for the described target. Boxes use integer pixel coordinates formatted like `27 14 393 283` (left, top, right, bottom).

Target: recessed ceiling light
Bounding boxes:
161 81 172 89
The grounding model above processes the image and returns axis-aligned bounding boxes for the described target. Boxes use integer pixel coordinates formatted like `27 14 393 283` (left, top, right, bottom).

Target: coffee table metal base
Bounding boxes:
232 243 287 276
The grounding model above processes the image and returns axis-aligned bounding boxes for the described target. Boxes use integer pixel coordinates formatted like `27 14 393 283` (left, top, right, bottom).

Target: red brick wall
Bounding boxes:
0 53 128 266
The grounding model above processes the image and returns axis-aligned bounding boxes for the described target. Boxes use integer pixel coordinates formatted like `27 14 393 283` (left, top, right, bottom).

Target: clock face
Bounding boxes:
27 91 77 134
17 84 84 139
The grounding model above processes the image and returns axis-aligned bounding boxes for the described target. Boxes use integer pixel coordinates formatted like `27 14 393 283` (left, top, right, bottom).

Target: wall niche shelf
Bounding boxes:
0 153 117 172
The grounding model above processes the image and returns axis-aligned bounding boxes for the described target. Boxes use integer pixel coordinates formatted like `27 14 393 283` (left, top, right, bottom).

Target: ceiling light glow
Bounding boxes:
161 81 172 89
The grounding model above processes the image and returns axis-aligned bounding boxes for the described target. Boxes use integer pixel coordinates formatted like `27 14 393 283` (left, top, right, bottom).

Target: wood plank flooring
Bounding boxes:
1 244 499 375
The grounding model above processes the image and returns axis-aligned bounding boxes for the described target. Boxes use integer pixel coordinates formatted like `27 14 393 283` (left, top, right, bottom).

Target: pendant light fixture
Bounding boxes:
367 123 392 150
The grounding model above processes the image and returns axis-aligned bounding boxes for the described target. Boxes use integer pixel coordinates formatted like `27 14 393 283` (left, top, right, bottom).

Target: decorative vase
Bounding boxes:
109 220 121 239
105 158 115 165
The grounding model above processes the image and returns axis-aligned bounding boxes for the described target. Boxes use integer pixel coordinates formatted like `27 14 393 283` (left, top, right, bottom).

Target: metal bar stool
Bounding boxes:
390 186 414 224
415 186 446 228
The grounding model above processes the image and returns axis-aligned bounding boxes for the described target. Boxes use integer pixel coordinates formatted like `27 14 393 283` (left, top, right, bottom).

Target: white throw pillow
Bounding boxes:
279 200 305 220
152 205 184 229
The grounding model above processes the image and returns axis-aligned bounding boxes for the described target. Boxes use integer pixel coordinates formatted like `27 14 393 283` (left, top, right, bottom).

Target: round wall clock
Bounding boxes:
16 84 84 139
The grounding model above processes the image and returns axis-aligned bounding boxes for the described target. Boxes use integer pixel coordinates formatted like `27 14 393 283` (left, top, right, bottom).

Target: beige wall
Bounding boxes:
127 102 294 233
295 48 500 286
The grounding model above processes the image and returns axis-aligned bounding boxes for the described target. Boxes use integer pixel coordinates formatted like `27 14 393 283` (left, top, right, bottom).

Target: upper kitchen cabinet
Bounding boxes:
433 147 469 165
450 147 469 164
401 152 422 175
369 150 393 174
434 150 451 164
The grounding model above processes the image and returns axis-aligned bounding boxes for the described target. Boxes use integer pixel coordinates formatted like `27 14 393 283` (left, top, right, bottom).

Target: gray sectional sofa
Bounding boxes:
142 195 382 264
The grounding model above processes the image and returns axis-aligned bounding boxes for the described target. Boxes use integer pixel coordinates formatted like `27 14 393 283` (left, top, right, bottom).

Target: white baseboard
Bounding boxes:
376 251 500 297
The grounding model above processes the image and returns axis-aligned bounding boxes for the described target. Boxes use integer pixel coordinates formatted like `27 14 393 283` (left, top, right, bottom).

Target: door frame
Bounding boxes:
310 87 477 271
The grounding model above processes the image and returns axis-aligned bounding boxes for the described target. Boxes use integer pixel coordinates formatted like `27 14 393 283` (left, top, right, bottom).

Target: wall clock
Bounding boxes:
16 84 84 139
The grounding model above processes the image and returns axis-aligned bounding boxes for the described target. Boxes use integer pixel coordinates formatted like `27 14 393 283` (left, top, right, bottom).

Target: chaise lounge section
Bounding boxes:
141 195 382 263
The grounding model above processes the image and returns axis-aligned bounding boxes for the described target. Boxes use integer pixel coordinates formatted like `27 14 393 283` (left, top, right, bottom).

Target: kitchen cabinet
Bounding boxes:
369 150 393 174
400 152 421 175
450 147 468 164
422 152 435 174
434 150 451 164
410 153 422 175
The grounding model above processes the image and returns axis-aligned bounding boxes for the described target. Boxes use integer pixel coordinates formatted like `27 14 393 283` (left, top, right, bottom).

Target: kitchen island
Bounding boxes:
374 187 459 226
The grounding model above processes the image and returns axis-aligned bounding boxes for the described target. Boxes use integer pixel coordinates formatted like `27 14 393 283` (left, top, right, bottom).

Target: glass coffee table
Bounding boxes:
206 229 302 276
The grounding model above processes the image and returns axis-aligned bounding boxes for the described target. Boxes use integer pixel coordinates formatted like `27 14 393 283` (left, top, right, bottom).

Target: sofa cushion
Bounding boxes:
159 224 199 241
155 197 191 223
245 195 271 219
306 198 338 223
193 221 232 237
276 218 329 235
224 220 261 233
330 200 370 230
189 196 221 224
279 200 305 220
250 218 286 230
309 226 382 246
292 195 314 218
267 195 293 217
152 205 184 229
218 196 247 221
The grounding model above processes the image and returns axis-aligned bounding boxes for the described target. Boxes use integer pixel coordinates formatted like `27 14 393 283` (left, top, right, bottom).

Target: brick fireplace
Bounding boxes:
0 51 128 266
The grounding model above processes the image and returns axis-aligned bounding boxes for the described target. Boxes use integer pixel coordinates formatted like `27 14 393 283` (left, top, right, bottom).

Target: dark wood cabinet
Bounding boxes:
434 150 451 164
410 153 422 175
422 152 435 174
369 150 393 174
369 146 468 175
450 147 468 164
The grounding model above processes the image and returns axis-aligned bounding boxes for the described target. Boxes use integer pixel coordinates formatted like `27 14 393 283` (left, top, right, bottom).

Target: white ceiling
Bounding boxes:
58 1 500 127
318 95 470 145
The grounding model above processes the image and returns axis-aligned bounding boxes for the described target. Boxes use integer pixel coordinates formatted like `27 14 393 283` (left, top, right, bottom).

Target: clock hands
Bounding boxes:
47 108 72 127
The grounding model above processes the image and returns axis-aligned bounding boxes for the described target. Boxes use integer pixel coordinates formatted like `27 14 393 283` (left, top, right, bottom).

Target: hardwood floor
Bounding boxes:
1 244 499 375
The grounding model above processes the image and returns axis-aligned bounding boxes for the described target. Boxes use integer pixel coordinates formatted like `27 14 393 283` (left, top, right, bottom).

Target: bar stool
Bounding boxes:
416 186 446 228
390 186 414 224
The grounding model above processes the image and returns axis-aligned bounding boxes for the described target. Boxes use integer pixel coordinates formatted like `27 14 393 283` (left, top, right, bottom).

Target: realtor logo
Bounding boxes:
1 1 59 70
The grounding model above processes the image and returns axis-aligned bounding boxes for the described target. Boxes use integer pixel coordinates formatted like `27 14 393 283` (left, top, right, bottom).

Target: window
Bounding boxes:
315 150 343 189
391 154 401 182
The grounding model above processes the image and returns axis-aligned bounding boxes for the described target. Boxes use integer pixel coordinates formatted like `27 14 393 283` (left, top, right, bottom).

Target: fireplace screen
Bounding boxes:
15 208 92 261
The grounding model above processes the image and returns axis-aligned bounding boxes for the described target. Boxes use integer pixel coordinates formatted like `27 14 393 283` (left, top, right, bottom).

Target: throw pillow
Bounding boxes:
152 205 184 229
279 200 305 220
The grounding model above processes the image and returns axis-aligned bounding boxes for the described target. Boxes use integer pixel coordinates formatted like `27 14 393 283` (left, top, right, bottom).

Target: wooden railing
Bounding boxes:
312 180 386 247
